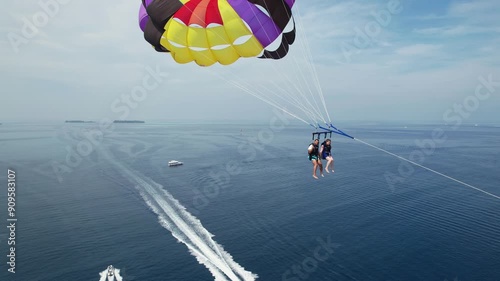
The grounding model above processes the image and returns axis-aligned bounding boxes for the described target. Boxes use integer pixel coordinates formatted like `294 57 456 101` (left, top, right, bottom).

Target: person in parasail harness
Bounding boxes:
320 139 334 173
308 139 324 179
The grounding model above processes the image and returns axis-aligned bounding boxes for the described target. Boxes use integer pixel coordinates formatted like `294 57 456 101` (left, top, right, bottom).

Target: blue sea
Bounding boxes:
0 121 499 281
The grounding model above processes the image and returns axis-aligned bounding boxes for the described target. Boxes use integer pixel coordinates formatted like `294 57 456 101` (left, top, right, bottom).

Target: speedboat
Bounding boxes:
99 264 122 281
107 265 114 276
168 160 183 167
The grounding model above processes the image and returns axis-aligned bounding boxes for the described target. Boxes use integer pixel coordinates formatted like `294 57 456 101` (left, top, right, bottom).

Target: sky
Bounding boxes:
1 0 499 124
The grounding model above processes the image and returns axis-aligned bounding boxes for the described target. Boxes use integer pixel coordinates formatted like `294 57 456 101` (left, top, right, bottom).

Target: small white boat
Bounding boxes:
107 265 115 277
168 160 183 167
99 265 119 281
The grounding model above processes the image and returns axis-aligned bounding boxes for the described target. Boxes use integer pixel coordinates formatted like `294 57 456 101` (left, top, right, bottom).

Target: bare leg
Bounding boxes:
312 160 318 179
318 161 324 177
326 156 333 172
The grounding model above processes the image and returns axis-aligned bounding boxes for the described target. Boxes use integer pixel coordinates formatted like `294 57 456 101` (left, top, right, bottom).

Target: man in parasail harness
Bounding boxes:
308 139 324 179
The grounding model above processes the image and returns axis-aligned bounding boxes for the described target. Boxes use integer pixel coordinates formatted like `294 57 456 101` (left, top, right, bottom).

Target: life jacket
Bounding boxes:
321 142 331 153
309 143 319 156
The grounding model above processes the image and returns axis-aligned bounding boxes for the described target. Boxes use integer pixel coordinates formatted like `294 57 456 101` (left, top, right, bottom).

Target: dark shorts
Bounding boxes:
322 152 332 159
309 155 319 161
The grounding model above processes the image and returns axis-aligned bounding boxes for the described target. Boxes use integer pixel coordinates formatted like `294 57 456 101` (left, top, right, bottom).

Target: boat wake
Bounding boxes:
102 149 257 281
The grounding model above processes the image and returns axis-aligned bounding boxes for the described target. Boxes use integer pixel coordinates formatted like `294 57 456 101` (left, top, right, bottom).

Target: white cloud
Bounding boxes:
414 25 500 36
448 0 498 16
395 44 442 56
297 1 386 40
414 0 500 36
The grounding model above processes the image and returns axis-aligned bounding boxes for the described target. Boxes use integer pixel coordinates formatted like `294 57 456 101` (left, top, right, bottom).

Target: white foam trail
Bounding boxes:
114 269 123 281
103 150 257 281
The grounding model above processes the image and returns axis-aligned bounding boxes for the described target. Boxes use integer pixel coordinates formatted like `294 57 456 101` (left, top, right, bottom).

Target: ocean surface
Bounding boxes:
0 121 499 281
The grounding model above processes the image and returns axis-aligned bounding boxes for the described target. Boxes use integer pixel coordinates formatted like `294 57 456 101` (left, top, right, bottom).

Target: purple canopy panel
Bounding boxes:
285 0 295 9
139 5 148 31
138 0 154 31
227 0 281 48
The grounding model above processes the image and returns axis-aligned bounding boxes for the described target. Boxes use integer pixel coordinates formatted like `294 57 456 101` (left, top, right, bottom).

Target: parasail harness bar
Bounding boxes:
311 124 355 140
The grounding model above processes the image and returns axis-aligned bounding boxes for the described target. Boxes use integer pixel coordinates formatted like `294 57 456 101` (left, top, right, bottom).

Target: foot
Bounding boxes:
331 169 335 173
325 169 330 173
321 173 324 177
313 175 319 179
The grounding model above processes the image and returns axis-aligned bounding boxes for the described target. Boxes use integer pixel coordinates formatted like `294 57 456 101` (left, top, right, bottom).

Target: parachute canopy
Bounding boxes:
139 0 296 66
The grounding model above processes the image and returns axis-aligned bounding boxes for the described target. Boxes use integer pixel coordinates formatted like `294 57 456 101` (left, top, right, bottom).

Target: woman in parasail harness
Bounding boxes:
320 139 334 173
308 139 324 179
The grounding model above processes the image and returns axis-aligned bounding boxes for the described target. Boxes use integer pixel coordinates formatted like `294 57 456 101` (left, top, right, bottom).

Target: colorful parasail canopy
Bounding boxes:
139 0 296 66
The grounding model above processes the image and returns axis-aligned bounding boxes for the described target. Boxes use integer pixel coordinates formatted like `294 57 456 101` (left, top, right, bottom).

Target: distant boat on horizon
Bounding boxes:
65 120 96 123
113 120 145 123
